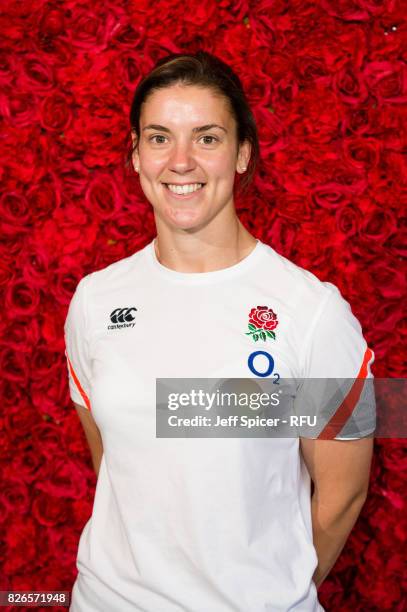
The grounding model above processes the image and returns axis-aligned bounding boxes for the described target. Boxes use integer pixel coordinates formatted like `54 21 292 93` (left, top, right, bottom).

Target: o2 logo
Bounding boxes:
247 350 280 383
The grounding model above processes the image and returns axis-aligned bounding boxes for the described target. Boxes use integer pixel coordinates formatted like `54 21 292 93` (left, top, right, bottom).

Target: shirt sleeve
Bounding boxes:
295 284 375 440
64 275 92 411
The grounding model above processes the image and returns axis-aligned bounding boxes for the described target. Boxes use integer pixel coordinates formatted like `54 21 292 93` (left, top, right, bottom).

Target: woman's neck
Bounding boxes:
153 220 257 274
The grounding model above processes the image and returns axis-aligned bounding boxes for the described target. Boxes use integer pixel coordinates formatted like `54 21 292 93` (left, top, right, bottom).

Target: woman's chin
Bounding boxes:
164 206 206 230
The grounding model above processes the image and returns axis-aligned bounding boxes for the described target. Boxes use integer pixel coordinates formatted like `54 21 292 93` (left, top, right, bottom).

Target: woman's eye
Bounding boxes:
149 135 167 144
200 135 218 145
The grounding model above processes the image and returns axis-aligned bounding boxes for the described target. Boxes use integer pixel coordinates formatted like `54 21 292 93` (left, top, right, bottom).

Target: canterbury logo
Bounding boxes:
110 307 137 323
108 307 137 330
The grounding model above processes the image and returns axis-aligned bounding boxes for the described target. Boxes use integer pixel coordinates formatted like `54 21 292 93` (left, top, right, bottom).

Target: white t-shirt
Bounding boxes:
64 238 375 612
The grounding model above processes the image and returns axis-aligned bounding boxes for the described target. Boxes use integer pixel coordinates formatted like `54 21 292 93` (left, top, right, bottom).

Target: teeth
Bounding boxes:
167 183 203 195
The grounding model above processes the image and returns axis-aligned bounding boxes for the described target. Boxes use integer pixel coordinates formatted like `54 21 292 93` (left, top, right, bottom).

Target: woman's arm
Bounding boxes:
300 436 373 587
74 402 104 477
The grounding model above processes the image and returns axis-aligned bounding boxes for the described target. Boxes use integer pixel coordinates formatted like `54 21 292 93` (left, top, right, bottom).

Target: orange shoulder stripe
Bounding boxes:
66 352 91 411
317 347 374 440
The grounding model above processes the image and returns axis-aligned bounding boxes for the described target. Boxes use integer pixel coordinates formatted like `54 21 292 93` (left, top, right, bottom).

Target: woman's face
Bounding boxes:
132 83 250 232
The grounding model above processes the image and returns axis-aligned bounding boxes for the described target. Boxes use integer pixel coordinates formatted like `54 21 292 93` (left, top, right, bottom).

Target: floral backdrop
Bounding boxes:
1 0 406 610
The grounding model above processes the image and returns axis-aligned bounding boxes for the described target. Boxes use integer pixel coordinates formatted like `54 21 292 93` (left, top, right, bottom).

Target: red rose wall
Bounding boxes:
1 0 406 610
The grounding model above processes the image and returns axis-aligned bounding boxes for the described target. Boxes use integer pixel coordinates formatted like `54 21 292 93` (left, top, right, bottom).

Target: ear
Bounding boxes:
131 129 140 172
236 140 251 174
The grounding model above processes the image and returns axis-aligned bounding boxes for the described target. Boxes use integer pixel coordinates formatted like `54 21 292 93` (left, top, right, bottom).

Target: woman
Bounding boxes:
65 51 375 612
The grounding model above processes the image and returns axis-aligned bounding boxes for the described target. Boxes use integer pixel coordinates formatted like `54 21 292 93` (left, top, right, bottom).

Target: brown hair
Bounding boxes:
126 50 260 195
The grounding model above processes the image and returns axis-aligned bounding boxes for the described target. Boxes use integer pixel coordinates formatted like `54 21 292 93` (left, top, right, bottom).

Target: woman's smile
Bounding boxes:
163 182 206 198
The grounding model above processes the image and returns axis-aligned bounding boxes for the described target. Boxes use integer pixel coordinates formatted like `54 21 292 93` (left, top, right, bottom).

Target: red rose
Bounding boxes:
370 300 402 333
333 64 369 104
267 216 298 258
370 261 406 299
4 279 41 317
3 516 38 575
364 60 407 104
249 305 279 331
341 104 375 136
37 6 65 36
0 193 30 237
18 245 51 288
0 347 29 383
0 378 26 408
85 173 122 220
4 404 41 439
288 86 343 144
3 318 40 352
312 182 351 209
342 137 381 170
335 203 361 237
31 373 71 420
359 206 397 244
255 108 287 154
32 492 70 526
26 181 60 222
242 70 273 108
1 477 29 514
40 91 72 132
31 422 64 456
276 192 313 222
11 439 46 484
31 346 61 381
36 458 87 500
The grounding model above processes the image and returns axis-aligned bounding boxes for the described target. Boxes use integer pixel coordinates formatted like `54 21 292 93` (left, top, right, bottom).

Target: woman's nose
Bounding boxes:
168 140 196 173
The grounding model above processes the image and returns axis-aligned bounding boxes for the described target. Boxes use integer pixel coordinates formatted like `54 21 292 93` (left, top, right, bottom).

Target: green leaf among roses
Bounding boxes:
245 325 276 341
245 325 261 336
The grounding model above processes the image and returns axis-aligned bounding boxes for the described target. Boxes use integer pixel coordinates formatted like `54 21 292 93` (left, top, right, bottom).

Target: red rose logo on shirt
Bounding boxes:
245 306 278 342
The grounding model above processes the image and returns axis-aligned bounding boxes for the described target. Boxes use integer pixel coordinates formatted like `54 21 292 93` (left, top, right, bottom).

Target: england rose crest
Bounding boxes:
245 305 278 342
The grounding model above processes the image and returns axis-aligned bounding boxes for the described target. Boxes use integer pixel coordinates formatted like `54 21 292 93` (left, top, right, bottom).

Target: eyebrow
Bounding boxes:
142 123 227 134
